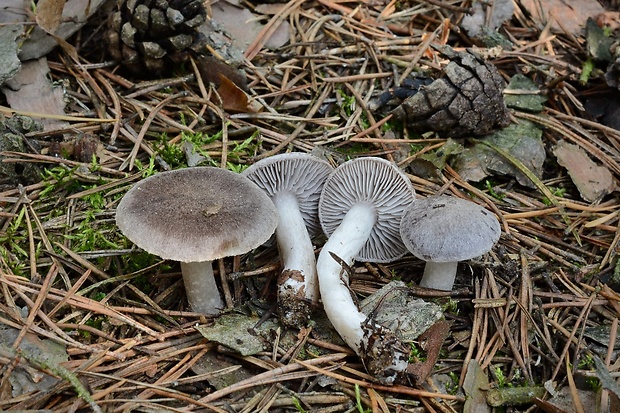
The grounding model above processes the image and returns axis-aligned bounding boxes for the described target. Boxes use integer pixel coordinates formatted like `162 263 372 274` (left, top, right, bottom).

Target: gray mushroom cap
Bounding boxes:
116 167 278 263
400 196 500 262
319 157 415 263
242 153 333 237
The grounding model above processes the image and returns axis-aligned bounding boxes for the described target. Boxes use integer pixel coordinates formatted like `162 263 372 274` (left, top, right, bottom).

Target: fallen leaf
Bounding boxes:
0 0 29 24
194 54 248 91
0 0 28 85
191 351 253 390
594 355 620 399
35 0 66 34
1 58 70 131
195 313 279 356
0 323 68 397
211 0 290 53
451 120 546 188
19 0 107 60
518 0 605 36
0 26 22 85
462 360 492 413
182 140 209 167
504 74 547 112
422 138 465 171
553 140 616 202
216 73 260 113
462 0 514 37
359 280 443 342
537 386 599 413
533 397 571 413
584 92 620 131
255 3 288 15
586 18 614 62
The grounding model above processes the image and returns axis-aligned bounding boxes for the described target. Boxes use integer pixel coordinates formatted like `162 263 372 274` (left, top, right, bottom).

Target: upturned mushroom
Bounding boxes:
317 157 415 384
242 153 333 327
115 167 278 315
400 195 501 291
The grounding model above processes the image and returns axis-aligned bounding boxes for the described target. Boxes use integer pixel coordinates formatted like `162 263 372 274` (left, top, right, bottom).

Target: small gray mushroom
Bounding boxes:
400 196 500 291
116 167 278 315
242 153 333 327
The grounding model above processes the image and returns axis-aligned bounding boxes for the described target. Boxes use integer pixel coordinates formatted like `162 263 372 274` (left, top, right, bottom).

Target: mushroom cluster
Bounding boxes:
115 156 501 386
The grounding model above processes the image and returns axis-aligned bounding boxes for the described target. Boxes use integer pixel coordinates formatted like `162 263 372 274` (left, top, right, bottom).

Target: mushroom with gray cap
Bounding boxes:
116 167 278 315
317 157 415 384
242 153 333 327
399 195 500 291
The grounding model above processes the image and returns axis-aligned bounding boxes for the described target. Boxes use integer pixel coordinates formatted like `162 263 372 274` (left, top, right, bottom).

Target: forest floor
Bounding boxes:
2 0 620 412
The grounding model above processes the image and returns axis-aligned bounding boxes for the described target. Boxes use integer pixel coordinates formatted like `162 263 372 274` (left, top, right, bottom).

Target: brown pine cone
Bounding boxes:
106 0 206 73
392 47 510 138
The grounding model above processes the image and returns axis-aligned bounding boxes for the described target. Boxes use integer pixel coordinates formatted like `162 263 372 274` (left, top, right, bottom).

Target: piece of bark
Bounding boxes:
553 140 617 202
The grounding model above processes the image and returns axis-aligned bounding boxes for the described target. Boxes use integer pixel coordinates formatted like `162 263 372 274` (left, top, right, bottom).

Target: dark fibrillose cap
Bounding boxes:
400 196 500 263
116 167 278 263
242 153 333 237
319 157 415 263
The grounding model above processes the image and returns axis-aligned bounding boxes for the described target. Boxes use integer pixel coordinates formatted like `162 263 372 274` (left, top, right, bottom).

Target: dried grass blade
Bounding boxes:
0 105 115 123
565 356 585 413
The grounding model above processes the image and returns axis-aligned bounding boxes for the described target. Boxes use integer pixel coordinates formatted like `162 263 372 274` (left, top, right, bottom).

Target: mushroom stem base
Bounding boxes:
181 261 224 315
419 261 458 291
318 203 409 384
278 272 314 328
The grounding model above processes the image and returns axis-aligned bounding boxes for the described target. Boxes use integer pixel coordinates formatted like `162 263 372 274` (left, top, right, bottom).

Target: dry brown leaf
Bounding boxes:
216 74 259 113
519 0 605 35
596 11 620 31
553 140 617 202
211 0 290 52
195 55 247 91
35 0 66 34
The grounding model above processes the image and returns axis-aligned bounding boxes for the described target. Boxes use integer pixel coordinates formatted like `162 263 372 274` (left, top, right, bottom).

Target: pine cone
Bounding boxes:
392 47 510 138
106 0 206 73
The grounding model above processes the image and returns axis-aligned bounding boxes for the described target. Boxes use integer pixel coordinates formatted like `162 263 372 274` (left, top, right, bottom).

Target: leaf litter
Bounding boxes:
1 0 620 411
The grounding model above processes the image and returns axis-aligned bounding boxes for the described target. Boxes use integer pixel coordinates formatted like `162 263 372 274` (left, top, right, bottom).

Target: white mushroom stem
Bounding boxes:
317 202 376 354
419 261 459 291
272 191 319 304
180 261 224 316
